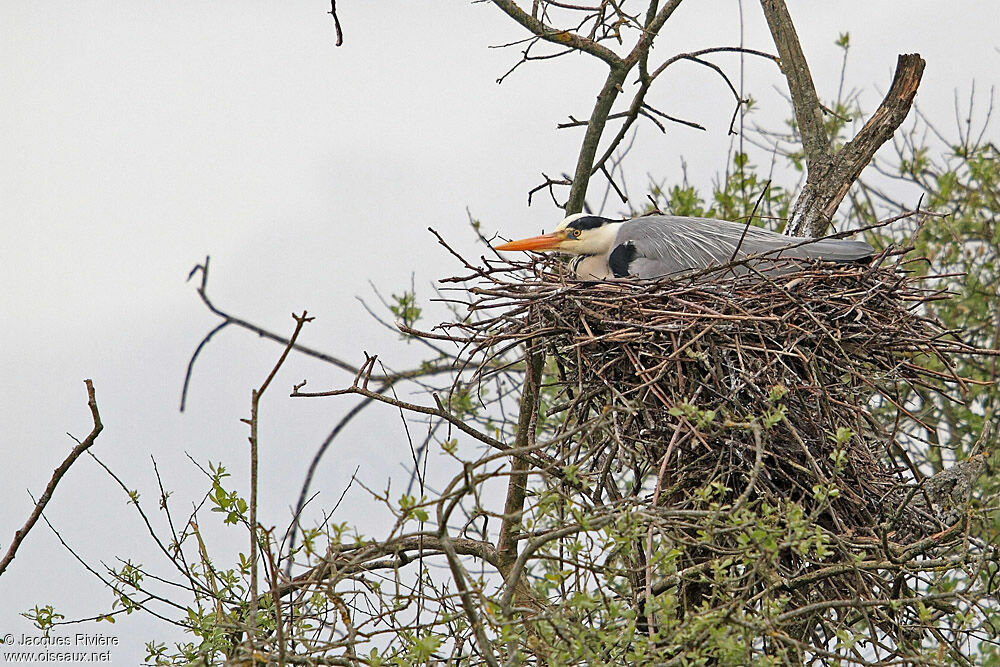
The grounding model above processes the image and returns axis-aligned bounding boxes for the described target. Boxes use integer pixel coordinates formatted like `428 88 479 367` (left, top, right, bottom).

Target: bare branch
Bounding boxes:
790 53 925 237
760 1 925 237
759 0 828 168
489 0 623 66
328 0 344 46
0 380 103 578
565 64 630 213
182 257 360 410
496 349 544 601
245 312 312 648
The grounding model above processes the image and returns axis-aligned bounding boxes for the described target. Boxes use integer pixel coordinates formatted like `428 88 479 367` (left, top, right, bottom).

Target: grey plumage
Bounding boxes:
496 213 875 280
589 215 873 279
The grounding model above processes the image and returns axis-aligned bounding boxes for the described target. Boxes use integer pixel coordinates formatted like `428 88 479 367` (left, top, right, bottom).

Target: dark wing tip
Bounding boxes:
825 239 876 262
608 241 638 278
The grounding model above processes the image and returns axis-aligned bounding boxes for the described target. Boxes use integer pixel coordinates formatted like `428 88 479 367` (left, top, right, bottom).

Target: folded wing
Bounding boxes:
612 216 874 279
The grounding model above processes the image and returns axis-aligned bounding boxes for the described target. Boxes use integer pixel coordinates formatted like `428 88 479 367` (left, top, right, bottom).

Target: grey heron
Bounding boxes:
495 214 875 280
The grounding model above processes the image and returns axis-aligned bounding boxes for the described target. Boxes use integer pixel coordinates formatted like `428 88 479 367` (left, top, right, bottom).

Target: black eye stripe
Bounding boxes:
567 216 612 231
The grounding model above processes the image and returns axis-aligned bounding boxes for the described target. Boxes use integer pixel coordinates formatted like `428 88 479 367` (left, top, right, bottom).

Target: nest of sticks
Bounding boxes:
438 248 982 543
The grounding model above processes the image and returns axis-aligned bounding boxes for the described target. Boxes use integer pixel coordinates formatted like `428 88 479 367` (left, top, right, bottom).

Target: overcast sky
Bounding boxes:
2 2 998 664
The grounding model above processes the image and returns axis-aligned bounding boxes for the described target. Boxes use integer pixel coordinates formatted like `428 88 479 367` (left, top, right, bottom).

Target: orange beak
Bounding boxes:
494 231 566 252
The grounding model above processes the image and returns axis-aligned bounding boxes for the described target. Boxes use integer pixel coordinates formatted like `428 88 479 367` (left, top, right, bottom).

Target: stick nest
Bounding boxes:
440 252 980 542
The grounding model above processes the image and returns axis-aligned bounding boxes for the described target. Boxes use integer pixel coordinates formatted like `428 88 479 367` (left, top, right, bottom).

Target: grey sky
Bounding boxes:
2 2 998 663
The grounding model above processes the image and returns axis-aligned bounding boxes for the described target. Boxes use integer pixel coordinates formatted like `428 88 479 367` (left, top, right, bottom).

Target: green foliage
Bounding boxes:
759 403 786 429
109 560 144 614
22 604 64 631
767 384 787 403
209 480 248 526
398 494 429 522
909 142 1000 432
391 289 422 332
667 400 717 430
651 153 793 231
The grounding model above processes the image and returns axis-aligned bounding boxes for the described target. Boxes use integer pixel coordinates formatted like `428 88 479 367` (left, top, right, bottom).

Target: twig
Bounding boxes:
0 379 103 578
328 0 344 46
182 257 359 411
242 312 313 648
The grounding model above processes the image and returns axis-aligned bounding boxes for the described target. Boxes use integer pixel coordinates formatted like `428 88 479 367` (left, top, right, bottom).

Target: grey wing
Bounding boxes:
613 218 735 278
615 216 873 279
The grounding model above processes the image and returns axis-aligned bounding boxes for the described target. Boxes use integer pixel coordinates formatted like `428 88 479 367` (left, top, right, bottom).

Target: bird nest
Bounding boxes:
435 248 982 542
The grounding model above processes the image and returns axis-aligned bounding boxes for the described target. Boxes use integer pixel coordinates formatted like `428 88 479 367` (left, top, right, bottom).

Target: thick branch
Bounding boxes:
790 54 925 236
623 0 684 69
565 65 629 214
496 349 543 568
759 0 828 169
0 380 103 578
496 348 546 620
760 1 924 237
565 0 684 213
490 1 685 214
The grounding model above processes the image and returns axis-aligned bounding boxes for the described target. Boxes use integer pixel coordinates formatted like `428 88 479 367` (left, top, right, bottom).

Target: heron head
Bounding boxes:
495 214 619 256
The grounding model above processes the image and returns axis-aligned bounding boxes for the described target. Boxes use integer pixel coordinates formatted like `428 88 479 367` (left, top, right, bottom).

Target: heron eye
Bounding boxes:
572 229 582 238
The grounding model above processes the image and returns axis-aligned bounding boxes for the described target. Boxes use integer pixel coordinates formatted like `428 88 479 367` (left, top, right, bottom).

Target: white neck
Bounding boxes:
582 221 625 256
571 254 615 280
567 221 624 279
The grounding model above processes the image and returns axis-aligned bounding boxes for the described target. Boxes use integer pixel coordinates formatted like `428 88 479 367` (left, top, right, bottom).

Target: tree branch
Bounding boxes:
293 382 567 475
565 64 629 213
244 312 313 647
490 1 686 214
182 257 360 411
759 0 828 169
496 349 543 568
0 379 103 578
790 54 925 236
489 0 623 66
278 535 498 598
759 1 925 237
496 348 546 619
623 0 685 69
564 0 685 213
